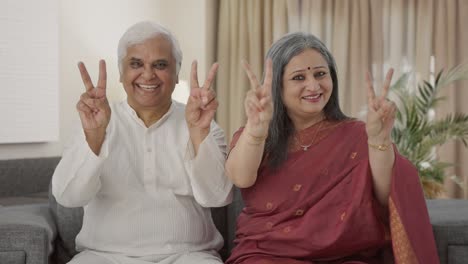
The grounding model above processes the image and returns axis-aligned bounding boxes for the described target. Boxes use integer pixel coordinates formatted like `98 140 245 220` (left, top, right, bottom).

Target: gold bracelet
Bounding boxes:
368 142 390 151
245 133 267 145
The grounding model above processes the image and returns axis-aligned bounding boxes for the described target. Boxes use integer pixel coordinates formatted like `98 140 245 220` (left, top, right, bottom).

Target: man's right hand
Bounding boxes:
76 60 111 155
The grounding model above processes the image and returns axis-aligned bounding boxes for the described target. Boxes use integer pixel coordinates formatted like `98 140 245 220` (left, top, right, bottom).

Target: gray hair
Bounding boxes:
117 21 183 74
264 32 348 168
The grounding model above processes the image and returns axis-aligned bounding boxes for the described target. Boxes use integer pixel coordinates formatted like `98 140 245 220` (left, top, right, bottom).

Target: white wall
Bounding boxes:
0 0 216 159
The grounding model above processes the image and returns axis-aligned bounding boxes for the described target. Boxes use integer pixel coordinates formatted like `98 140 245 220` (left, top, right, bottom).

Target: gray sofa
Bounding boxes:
0 157 467 264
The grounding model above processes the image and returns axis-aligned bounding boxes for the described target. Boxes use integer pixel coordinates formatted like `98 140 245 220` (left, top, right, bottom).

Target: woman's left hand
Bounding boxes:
365 68 397 142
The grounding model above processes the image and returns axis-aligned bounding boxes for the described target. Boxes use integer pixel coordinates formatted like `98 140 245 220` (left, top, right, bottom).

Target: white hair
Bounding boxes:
117 21 183 74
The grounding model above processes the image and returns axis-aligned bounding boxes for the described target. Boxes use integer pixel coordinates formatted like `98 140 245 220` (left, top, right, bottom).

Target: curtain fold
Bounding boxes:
215 0 289 141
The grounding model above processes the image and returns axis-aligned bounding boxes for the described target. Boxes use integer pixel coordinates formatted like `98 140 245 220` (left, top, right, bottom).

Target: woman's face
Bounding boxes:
281 48 333 128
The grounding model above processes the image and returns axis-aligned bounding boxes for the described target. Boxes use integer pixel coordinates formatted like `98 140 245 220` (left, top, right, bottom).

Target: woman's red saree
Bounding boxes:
226 120 438 264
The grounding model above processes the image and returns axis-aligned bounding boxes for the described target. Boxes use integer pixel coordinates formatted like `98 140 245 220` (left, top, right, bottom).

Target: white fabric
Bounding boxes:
68 250 222 264
52 100 232 259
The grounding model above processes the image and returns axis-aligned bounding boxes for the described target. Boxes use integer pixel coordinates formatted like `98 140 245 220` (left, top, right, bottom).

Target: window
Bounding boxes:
0 0 59 143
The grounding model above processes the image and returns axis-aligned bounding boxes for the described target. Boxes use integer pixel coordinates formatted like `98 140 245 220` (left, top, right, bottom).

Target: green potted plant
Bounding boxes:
390 64 468 198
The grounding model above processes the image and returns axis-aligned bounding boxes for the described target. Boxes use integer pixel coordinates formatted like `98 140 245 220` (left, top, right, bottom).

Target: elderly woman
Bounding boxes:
225 32 438 264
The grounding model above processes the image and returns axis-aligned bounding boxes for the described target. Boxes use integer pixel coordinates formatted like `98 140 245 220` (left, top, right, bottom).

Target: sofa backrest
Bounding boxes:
0 157 61 198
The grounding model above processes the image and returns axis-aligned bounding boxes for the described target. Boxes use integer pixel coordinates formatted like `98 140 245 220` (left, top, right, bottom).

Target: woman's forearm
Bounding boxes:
368 138 395 206
226 133 266 188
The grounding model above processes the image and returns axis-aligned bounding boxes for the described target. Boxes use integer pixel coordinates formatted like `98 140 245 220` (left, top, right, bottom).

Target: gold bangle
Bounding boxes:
368 142 390 151
245 133 267 145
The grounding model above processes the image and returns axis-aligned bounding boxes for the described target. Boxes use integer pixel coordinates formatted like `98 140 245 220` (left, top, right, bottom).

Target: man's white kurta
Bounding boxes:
52 100 233 256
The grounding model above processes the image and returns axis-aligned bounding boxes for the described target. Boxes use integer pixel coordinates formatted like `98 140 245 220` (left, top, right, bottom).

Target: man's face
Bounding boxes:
120 35 178 113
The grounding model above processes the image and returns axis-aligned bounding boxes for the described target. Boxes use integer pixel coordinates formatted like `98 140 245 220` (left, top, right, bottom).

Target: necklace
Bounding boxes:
295 120 324 151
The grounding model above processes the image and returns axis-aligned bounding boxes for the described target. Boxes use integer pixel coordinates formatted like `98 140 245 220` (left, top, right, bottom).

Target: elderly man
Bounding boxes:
52 21 232 264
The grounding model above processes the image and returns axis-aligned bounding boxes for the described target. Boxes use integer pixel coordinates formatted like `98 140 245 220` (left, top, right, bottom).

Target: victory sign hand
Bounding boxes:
242 59 274 139
365 68 397 142
76 60 111 133
185 61 219 131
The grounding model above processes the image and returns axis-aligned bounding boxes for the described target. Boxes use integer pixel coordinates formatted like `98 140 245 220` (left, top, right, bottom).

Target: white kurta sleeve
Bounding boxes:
186 122 233 207
52 126 109 208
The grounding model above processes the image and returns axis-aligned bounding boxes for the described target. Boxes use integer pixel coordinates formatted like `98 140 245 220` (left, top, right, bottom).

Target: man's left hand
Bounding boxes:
185 61 219 147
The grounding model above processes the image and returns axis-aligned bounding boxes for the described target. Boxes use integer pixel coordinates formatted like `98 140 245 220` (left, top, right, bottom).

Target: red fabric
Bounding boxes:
226 120 438 264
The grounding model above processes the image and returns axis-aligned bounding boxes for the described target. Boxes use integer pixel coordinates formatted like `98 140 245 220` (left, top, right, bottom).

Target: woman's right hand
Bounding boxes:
242 59 273 139
226 59 273 188
76 60 111 154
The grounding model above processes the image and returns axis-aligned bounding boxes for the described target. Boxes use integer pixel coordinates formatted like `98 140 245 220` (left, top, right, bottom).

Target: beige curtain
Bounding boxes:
382 0 468 199
215 0 290 141
432 0 468 198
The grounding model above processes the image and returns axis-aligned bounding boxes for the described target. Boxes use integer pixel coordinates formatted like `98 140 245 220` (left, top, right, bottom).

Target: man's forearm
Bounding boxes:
84 128 106 155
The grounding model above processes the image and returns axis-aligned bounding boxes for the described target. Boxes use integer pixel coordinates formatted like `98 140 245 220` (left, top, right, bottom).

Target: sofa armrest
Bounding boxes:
427 199 468 264
0 204 56 264
0 224 48 264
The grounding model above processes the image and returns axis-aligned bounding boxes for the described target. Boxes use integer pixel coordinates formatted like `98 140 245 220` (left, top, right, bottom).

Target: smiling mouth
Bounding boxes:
136 84 161 90
302 94 321 100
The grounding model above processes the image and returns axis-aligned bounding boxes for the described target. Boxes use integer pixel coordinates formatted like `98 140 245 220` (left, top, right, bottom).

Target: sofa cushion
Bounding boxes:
0 250 26 264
